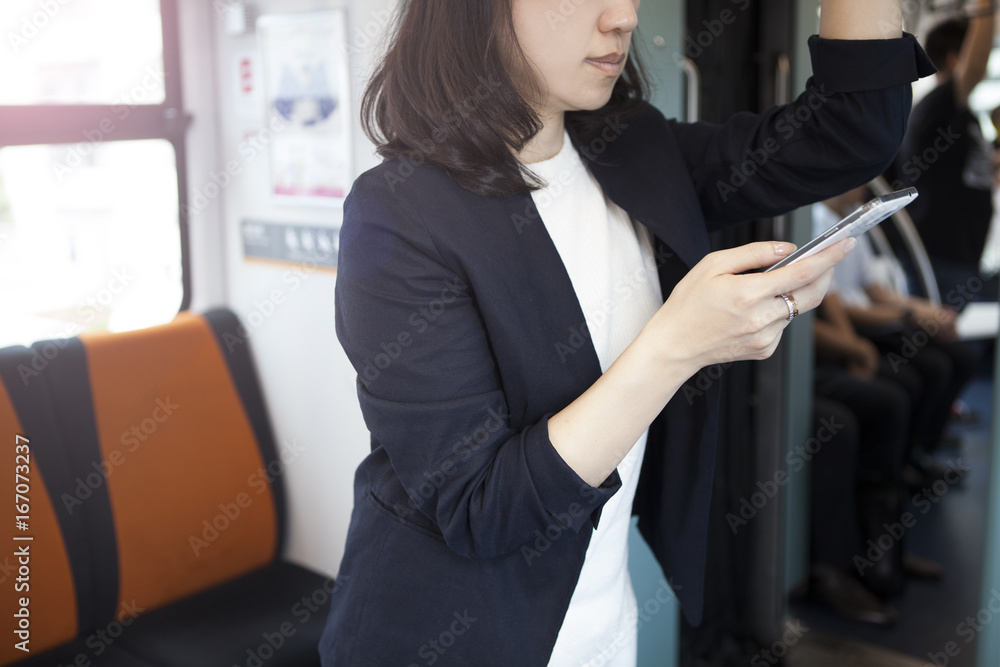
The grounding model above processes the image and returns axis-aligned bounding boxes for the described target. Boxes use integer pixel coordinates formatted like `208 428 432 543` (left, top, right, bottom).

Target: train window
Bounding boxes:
0 0 189 347
0 0 165 106
0 140 182 347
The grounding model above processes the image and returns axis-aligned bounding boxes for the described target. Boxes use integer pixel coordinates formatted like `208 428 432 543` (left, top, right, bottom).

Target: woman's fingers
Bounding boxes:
745 315 790 359
706 241 798 275
762 237 856 297
658 238 849 369
751 265 836 331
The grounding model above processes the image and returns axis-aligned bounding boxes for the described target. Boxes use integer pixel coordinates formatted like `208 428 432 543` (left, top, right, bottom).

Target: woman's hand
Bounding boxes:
639 237 857 376
548 237 856 488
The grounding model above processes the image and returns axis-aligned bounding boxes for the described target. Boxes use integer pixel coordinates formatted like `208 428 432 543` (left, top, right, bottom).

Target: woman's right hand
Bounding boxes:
548 236 856 488
638 237 857 376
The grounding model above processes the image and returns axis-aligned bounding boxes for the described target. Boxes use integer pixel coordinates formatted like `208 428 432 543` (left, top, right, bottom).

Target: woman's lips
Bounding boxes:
585 53 625 76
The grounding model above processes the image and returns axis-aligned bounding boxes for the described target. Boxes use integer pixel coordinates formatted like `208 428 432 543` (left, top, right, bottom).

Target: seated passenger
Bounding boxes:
814 189 978 486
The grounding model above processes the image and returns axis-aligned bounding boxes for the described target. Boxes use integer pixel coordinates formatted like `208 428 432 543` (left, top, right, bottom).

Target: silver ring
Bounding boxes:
777 293 798 322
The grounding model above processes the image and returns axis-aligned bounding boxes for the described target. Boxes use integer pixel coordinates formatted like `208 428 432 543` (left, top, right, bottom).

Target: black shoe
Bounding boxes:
903 552 944 581
812 564 898 626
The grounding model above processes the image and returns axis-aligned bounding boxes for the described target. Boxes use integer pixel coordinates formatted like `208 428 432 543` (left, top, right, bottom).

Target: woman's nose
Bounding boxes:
600 0 639 34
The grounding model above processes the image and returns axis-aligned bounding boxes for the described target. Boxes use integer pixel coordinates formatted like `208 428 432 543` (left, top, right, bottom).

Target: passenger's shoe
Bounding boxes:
903 552 944 581
812 564 898 626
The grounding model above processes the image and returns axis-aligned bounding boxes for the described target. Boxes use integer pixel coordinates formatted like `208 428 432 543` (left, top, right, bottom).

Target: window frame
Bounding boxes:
0 0 192 311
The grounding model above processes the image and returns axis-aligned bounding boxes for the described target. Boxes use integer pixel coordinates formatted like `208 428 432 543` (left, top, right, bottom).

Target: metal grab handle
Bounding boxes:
868 175 942 305
775 53 790 106
773 54 791 238
679 58 700 124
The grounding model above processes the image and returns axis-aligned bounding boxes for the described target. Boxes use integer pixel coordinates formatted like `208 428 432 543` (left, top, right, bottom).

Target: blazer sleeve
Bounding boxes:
668 33 937 230
334 177 621 560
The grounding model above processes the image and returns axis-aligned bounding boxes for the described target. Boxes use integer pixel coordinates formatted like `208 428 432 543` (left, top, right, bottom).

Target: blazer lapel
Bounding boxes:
461 119 712 426
468 193 605 425
568 121 711 271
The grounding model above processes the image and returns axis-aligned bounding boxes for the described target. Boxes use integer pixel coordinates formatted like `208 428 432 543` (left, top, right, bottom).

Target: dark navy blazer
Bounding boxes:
320 34 935 667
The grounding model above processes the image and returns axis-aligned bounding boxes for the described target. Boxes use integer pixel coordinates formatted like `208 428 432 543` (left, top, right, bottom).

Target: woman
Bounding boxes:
321 1 934 664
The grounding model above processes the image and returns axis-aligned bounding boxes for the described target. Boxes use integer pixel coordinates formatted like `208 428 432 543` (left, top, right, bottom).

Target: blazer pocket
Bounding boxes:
366 487 447 543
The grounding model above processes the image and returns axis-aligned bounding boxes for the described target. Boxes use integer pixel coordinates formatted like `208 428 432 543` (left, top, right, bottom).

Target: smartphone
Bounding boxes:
763 187 918 273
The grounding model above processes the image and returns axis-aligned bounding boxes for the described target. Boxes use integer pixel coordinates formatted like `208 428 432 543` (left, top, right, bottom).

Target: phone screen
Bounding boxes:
763 187 918 273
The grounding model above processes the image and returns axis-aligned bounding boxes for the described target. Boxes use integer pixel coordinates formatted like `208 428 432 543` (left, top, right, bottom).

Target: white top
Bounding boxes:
529 130 663 667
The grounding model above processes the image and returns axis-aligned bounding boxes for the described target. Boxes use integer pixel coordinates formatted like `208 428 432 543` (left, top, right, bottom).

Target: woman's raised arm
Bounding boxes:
819 0 903 40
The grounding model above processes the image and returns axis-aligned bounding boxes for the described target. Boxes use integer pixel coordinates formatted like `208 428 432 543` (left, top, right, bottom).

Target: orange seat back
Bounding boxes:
78 312 279 617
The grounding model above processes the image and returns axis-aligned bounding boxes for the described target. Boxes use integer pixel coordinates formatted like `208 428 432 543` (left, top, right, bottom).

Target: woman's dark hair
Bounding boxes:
361 0 649 197
924 19 968 71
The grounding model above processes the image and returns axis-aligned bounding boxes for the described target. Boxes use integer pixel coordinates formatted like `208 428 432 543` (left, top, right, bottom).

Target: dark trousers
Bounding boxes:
814 361 910 485
865 330 979 456
810 397 861 570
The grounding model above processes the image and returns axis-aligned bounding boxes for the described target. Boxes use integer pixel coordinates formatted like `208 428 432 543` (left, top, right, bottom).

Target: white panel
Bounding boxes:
190 0 397 579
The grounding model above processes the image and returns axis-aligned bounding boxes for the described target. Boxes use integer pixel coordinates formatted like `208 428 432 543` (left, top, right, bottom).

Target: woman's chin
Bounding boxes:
566 92 617 114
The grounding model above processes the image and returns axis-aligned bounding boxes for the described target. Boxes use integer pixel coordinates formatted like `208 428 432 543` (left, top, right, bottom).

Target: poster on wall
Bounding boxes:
257 11 352 205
